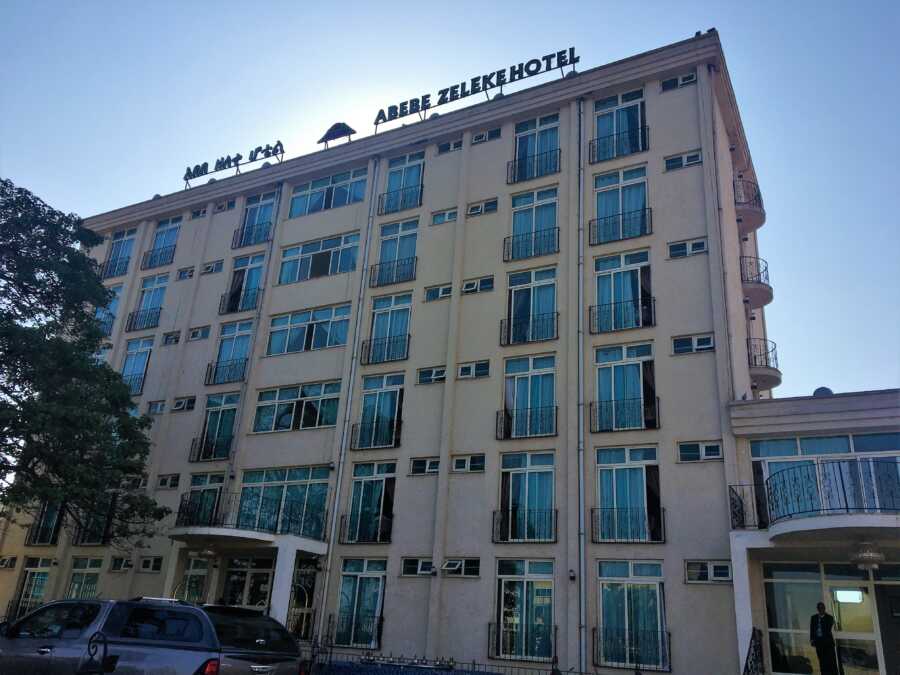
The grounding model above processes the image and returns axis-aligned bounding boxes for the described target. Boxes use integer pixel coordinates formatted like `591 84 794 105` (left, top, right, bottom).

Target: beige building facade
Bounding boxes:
1 29 898 675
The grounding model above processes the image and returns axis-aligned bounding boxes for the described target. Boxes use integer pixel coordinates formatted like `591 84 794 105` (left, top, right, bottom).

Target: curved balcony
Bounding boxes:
740 256 773 308
734 179 765 234
748 338 782 390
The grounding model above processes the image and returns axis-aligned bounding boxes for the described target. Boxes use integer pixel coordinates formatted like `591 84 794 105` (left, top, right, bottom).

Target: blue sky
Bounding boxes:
2 0 898 397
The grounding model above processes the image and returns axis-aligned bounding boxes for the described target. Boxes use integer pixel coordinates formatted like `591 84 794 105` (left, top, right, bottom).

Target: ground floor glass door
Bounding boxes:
222 557 274 610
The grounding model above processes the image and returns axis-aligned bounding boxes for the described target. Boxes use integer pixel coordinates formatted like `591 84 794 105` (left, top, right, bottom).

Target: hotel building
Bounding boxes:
0 30 898 675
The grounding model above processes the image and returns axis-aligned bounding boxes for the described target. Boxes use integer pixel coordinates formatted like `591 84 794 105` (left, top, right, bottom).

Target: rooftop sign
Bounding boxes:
373 48 579 127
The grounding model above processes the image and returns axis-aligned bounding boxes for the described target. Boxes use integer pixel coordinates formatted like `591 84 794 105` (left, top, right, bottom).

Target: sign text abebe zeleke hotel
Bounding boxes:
374 47 580 126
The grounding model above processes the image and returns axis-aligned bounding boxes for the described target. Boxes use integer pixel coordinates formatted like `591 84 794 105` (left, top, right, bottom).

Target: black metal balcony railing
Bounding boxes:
589 208 653 246
219 287 262 314
140 245 176 270
502 227 560 262
492 509 558 543
734 179 764 210
589 126 650 164
743 627 765 675
500 312 559 346
329 613 384 650
594 627 671 672
591 507 665 543
100 256 130 280
748 338 779 371
189 435 234 462
496 406 558 440
204 358 248 385
125 307 161 332
360 334 410 365
339 514 393 544
121 373 145 396
96 312 115 337
507 149 562 184
489 622 557 663
175 492 326 541
590 398 660 432
589 298 655 334
740 256 770 286
350 420 402 450
231 221 271 249
369 257 417 288
377 184 424 216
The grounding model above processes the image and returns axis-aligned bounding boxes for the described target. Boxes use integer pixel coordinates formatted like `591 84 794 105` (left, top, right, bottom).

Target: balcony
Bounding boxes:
590 398 660 432
121 373 144 396
204 358 248 385
507 149 561 185
492 509 557 543
360 334 410 365
231 221 271 249
589 208 652 246
589 298 655 334
369 257 416 288
189 435 234 462
350 420 402 450
734 179 765 235
140 245 176 270
100 256 129 280
496 406 557 440
329 613 383 650
338 513 393 544
489 622 557 663
591 507 665 544
740 256 773 309
748 338 781 390
219 288 262 315
589 126 649 164
500 312 559 346
502 228 559 262
377 184 423 216
594 627 671 672
125 307 160 332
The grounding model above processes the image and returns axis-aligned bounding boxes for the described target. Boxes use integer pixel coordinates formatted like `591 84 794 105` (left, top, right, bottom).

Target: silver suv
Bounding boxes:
0 598 304 674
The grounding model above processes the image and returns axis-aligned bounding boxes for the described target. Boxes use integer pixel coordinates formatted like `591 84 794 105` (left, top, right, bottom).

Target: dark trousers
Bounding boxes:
815 640 839 675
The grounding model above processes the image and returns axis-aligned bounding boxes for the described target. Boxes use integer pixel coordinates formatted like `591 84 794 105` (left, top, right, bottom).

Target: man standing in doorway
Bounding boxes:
810 602 838 675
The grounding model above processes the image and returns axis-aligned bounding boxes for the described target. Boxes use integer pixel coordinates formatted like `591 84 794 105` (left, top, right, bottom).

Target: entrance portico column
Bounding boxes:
270 542 297 624
162 541 185 597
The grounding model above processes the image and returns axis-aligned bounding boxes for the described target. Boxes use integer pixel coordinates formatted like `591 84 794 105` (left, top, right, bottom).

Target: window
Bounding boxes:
592 89 647 162
110 557 132 572
668 237 707 258
201 260 223 275
593 250 652 332
109 605 204 642
195 392 239 461
177 267 194 280
215 199 236 212
678 441 722 462
188 326 210 341
402 558 434 575
595 343 656 431
665 150 702 171
382 152 424 215
210 321 252 384
280 233 359 284
172 396 196 412
596 446 662 542
157 474 180 489
442 557 480 576
661 71 696 91
457 360 490 379
0 556 17 570
162 331 180 346
472 127 501 145
346 464 396 544
143 216 181 269
501 355 556 438
147 401 165 415
452 454 486 473
437 139 462 154
597 560 668 670
237 192 276 247
131 273 167 329
673 334 715 354
461 275 494 294
508 188 558 260
267 304 350 355
425 284 451 302
355 374 404 449
95 284 122 336
467 197 498 217
222 254 264 313
504 268 557 344
374 220 417 287
410 458 439 475
431 209 457 226
289 168 367 218
366 293 411 363
139 556 163 573
493 560 554 660
512 114 560 183
593 166 649 244
27 502 62 545
102 228 136 278
177 558 209 604
191 207 207 219
686 560 732 583
335 559 387 648
498 453 555 542
253 382 340 432
238 466 329 540
121 337 153 395
417 367 446 385
67 558 103 599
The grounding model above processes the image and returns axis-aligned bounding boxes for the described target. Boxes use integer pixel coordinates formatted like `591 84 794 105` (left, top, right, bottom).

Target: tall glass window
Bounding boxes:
594 250 652 332
495 560 554 661
122 337 153 394
144 216 181 268
509 188 558 260
103 228 136 277
502 355 555 438
368 293 411 362
356 374 403 448
595 343 656 431
67 558 102 599
336 559 387 648
505 268 557 344
513 114 560 182
238 466 329 539
224 253 264 313
596 447 662 542
382 152 424 214
593 89 647 162
593 167 649 244
211 320 252 384
198 393 239 461
374 220 417 286
237 191 276 246
346 463 395 544
498 453 555 542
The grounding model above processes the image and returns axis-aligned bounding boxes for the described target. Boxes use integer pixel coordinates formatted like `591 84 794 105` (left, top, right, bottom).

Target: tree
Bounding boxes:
0 177 167 547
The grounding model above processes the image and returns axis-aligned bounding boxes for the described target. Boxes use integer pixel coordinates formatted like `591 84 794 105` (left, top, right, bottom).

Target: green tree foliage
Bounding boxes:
0 177 167 546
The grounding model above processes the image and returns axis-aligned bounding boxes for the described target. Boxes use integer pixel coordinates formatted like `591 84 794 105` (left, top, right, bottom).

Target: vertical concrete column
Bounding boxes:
162 541 184 597
270 543 297 624
730 532 754 666
205 556 223 604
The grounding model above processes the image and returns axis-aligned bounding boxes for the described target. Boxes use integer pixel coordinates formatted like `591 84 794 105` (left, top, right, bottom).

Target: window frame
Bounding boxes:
252 381 341 433
677 441 722 463
278 233 359 285
288 167 367 219
267 303 351 356
672 333 715 355
685 559 732 583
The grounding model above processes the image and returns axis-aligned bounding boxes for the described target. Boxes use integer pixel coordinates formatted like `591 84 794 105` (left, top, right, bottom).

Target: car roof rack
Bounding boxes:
128 597 193 606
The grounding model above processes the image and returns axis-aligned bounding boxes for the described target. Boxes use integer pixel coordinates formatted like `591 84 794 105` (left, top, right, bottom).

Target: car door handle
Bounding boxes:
37 646 54 655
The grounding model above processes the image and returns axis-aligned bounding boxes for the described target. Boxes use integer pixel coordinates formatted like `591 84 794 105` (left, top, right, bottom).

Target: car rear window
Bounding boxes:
104 605 206 643
205 609 298 654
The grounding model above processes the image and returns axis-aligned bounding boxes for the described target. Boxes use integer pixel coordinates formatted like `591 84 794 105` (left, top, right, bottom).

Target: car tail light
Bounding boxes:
197 659 219 675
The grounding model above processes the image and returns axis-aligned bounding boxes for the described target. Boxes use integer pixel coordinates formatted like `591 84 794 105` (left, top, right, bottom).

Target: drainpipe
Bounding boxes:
316 156 380 641
575 96 588 673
